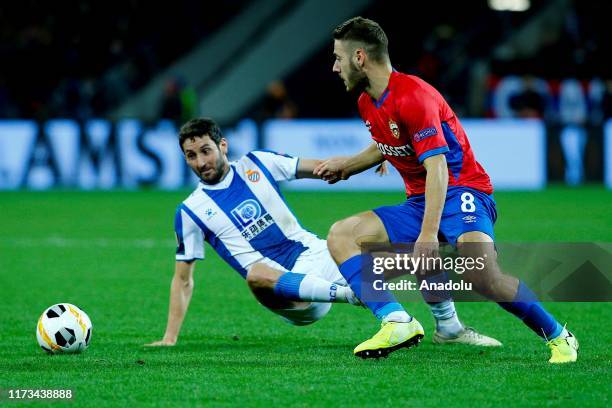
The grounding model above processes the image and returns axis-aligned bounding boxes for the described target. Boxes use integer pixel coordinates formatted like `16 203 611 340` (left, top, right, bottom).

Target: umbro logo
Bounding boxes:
462 215 477 224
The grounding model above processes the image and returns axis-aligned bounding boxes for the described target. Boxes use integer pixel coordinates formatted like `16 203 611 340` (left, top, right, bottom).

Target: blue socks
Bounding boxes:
339 255 407 320
273 272 305 300
498 281 563 339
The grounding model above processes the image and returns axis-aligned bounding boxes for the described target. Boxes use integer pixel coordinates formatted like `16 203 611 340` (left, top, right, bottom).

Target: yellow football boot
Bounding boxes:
547 331 579 364
354 319 424 359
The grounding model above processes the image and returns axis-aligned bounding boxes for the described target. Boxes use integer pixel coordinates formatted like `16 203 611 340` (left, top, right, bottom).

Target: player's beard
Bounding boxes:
198 152 229 185
345 61 369 95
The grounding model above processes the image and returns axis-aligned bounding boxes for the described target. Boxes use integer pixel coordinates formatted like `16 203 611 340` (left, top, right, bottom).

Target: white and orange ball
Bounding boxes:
36 303 92 354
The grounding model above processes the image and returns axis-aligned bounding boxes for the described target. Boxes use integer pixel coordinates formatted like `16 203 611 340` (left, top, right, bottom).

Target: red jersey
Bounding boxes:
358 71 493 196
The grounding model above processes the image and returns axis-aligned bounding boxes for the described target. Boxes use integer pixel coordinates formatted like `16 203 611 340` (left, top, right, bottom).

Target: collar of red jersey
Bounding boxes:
370 69 398 107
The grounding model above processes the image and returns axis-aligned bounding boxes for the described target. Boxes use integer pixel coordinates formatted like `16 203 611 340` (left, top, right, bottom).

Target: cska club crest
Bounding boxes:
365 120 372 131
389 120 400 138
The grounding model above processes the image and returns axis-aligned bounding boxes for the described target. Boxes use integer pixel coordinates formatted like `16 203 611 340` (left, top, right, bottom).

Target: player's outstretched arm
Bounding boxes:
313 142 384 183
145 260 196 347
295 159 326 179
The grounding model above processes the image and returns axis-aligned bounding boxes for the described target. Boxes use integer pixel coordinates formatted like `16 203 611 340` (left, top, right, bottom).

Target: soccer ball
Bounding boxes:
36 303 92 354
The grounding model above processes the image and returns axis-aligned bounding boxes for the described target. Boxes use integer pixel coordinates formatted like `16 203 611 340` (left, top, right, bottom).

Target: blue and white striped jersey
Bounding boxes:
174 150 323 278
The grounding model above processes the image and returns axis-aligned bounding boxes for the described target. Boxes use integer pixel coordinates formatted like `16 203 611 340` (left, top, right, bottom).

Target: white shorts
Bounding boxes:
272 302 333 326
287 240 347 285
265 240 347 326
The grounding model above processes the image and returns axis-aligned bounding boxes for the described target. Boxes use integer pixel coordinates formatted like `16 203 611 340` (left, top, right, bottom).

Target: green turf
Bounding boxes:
0 187 611 407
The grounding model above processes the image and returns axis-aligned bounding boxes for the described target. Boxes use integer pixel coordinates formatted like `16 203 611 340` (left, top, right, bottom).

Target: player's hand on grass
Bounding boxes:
144 338 176 347
313 157 349 183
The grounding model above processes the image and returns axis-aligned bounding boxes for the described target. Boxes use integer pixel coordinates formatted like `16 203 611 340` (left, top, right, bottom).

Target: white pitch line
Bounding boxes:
0 237 175 249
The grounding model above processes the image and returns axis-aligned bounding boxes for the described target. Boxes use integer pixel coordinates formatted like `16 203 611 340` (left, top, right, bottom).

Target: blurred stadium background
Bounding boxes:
1 1 611 406
0 0 611 190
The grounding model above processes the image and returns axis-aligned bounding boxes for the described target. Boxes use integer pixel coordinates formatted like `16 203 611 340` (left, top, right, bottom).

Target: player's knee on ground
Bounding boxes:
247 263 309 310
246 263 279 292
274 302 332 326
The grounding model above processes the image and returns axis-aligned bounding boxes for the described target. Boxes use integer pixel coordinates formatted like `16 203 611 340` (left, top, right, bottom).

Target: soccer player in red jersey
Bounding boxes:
315 17 578 363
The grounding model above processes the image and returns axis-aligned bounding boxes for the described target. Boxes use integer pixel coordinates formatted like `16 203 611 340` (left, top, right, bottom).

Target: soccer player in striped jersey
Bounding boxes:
315 17 577 362
146 118 498 347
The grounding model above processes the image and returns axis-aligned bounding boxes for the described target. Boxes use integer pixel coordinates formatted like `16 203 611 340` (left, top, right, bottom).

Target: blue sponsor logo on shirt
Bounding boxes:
231 199 262 228
230 199 276 241
414 127 438 142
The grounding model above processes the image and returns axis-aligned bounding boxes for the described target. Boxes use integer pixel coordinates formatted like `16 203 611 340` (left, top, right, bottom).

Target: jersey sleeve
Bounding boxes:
174 205 205 262
248 150 299 182
400 95 449 163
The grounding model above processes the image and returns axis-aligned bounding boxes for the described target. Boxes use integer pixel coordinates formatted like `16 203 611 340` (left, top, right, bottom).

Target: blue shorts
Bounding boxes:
373 187 497 245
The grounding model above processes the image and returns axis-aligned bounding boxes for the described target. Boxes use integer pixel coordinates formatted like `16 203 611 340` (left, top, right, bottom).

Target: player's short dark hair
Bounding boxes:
333 17 388 62
178 117 223 149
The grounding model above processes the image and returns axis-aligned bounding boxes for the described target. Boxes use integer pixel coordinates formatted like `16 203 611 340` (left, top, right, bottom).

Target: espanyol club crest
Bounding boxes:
246 169 260 182
389 120 400 138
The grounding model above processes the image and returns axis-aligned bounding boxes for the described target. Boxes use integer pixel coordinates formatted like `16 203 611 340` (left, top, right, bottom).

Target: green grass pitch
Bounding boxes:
0 186 610 406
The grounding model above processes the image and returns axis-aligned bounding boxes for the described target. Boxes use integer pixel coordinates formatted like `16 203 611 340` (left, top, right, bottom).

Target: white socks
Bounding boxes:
429 300 464 336
384 311 412 323
298 274 353 303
